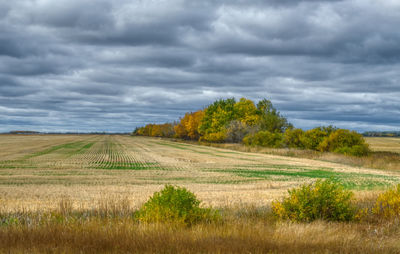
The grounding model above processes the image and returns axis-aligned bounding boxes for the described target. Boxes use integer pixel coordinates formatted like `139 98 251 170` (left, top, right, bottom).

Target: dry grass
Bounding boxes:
1 199 400 253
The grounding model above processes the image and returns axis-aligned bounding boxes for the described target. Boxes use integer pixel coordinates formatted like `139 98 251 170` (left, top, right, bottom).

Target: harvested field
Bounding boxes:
366 137 400 153
0 135 399 211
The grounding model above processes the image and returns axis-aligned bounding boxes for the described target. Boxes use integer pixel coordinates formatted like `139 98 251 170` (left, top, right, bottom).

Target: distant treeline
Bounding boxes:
363 131 400 137
6 131 130 135
9 131 41 134
134 98 370 156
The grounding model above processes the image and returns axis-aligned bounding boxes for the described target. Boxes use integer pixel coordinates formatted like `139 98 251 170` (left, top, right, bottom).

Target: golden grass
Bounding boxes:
1 199 400 253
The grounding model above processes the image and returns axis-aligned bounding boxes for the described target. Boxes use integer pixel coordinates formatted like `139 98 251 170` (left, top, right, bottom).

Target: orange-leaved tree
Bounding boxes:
174 110 204 140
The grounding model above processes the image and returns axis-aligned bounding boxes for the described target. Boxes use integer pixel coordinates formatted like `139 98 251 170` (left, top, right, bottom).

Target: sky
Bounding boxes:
0 0 399 133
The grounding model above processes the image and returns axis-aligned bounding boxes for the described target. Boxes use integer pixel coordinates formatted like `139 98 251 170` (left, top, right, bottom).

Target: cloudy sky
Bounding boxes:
1 0 399 133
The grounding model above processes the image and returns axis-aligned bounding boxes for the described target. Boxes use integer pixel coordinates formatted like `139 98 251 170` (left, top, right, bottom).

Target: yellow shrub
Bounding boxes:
272 179 356 222
372 184 400 220
201 132 227 142
136 185 220 226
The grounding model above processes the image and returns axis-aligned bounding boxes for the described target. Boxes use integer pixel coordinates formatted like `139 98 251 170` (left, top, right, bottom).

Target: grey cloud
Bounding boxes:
0 0 399 133
0 76 37 97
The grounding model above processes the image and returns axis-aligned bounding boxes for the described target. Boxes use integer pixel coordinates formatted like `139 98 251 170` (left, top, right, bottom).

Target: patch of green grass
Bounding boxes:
22 142 84 159
340 180 394 190
0 141 97 170
213 166 400 190
67 142 95 157
0 164 37 169
226 168 342 179
18 141 95 161
234 164 325 170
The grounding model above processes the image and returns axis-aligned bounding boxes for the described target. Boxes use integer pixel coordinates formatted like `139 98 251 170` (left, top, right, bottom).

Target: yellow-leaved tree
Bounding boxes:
233 98 260 126
174 110 204 140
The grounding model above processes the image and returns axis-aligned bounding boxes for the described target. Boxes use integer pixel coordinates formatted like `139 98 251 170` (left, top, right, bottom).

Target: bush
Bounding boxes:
200 131 227 143
318 129 370 156
302 127 330 150
372 184 400 220
272 179 356 222
283 128 305 148
243 131 283 148
136 185 219 225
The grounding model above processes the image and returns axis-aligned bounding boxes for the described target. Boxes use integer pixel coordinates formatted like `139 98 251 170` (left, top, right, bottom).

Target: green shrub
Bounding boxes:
243 131 283 148
136 185 219 225
283 128 305 148
272 179 356 222
302 127 331 150
372 184 400 220
318 129 370 156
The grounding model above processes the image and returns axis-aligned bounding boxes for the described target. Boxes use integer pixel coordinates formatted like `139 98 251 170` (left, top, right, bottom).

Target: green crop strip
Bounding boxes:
210 166 400 190
22 141 85 160
71 142 95 155
0 141 96 170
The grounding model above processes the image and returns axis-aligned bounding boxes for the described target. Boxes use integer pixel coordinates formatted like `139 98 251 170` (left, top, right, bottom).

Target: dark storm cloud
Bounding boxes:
0 0 399 132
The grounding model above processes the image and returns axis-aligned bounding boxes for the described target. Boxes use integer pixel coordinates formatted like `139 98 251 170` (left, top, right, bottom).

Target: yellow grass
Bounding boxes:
1 199 400 253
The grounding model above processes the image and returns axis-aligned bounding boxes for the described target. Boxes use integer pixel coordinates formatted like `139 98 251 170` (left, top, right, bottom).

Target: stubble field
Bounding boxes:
0 135 399 211
365 137 400 153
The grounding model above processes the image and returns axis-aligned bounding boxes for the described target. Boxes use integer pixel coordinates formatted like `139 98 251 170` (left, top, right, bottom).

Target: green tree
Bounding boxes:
256 99 292 133
199 98 236 142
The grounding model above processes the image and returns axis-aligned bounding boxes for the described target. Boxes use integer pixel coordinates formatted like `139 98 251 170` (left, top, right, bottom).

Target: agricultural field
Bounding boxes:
366 137 400 153
0 134 399 211
1 134 400 253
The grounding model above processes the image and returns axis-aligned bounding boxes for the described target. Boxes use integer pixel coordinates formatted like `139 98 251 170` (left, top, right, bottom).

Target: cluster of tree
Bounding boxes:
134 98 291 141
244 126 369 156
134 98 370 156
363 131 400 137
134 123 175 138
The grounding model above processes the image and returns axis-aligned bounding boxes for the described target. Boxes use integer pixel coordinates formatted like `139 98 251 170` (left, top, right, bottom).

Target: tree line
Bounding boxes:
363 131 400 137
134 98 370 156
